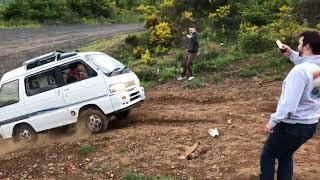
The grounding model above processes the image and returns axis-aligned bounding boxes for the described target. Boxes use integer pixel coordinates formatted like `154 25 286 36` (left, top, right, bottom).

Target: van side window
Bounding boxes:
0 80 19 108
60 61 97 85
25 69 58 96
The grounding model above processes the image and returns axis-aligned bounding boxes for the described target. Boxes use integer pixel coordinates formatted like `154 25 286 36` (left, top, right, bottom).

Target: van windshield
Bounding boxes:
86 54 125 76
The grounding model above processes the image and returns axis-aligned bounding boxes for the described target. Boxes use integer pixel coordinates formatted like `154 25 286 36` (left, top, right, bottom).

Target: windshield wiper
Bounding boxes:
106 67 121 76
120 66 128 73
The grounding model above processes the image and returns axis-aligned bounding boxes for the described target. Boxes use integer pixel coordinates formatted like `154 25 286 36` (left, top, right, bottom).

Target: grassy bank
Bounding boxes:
0 20 41 29
80 32 292 91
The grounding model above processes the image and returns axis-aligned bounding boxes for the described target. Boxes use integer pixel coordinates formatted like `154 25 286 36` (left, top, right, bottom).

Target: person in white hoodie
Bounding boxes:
260 31 319 180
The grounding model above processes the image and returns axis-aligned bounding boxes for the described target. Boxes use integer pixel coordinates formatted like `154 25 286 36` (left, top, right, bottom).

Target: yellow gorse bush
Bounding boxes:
160 0 174 8
209 5 231 21
137 5 161 29
150 22 173 46
133 46 144 59
137 5 159 16
240 23 259 33
141 49 154 64
279 5 291 14
181 11 193 21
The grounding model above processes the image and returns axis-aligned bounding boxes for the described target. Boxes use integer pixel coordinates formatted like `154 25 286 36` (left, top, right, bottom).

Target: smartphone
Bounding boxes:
276 39 286 53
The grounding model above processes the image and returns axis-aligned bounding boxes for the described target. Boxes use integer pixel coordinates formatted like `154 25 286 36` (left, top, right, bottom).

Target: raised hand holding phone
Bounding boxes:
276 39 286 53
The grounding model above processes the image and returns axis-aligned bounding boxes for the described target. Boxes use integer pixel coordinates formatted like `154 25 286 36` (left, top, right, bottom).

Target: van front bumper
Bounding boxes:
110 86 145 112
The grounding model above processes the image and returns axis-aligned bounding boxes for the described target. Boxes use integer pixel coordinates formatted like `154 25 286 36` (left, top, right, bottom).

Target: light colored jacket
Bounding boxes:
270 51 320 127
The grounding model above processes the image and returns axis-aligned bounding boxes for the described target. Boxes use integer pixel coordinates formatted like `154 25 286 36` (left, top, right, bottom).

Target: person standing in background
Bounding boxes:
178 25 199 81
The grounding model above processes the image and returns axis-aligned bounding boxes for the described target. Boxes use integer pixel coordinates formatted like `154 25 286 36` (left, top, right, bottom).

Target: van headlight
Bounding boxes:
109 83 125 93
134 78 140 87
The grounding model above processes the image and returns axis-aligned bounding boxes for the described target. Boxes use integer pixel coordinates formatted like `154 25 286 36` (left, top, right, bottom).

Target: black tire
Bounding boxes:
78 108 109 133
14 125 37 142
115 109 131 120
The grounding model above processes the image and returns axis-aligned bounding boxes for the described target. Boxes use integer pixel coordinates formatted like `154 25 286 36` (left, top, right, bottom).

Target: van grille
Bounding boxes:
130 91 140 101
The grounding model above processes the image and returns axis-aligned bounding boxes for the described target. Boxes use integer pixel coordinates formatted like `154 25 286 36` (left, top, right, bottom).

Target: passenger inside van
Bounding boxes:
67 63 88 83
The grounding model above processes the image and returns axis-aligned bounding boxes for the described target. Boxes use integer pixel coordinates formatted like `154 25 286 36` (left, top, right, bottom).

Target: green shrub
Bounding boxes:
159 67 177 82
125 34 139 46
176 51 185 63
238 30 274 54
154 45 168 56
132 64 157 82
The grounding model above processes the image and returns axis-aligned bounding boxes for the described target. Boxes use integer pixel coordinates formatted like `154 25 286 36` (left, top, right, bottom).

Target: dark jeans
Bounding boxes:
181 52 197 78
260 122 318 180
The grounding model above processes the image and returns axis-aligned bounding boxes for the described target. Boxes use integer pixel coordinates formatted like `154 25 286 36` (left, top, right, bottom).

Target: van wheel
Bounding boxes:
14 125 37 142
79 108 109 133
115 109 131 120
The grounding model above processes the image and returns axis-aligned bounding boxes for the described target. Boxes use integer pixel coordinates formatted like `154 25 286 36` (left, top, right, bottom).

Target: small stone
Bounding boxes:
110 174 115 178
171 166 175 169
85 158 90 162
227 119 232 124
33 164 38 168
22 174 28 178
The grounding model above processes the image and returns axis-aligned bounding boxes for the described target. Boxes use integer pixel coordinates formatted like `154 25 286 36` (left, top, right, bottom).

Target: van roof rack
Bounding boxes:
23 51 78 70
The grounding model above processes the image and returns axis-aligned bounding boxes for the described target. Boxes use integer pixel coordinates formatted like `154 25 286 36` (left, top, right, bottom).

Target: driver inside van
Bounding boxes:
67 63 88 83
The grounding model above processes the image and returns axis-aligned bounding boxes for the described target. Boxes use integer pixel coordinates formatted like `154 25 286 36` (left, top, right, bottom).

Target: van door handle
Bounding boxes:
63 88 70 92
56 89 61 96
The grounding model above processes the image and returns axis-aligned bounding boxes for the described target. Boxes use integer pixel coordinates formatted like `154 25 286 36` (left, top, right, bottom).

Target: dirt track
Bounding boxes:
0 23 145 76
0 80 319 179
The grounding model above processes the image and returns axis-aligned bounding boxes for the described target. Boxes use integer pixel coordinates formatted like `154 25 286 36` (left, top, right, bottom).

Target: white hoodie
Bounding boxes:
270 51 320 127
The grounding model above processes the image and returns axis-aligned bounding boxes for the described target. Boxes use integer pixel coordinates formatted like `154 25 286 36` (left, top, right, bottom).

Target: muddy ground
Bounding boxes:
0 80 319 180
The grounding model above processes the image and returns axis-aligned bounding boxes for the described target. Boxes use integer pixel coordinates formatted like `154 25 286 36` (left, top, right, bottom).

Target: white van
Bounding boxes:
0 51 145 141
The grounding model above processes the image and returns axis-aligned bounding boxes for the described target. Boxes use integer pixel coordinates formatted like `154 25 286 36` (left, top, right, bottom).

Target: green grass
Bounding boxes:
237 50 293 80
141 80 155 91
80 17 112 25
79 145 95 155
79 35 128 53
0 19 41 29
158 67 178 82
211 74 224 85
111 12 144 24
183 78 206 89
122 172 175 180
